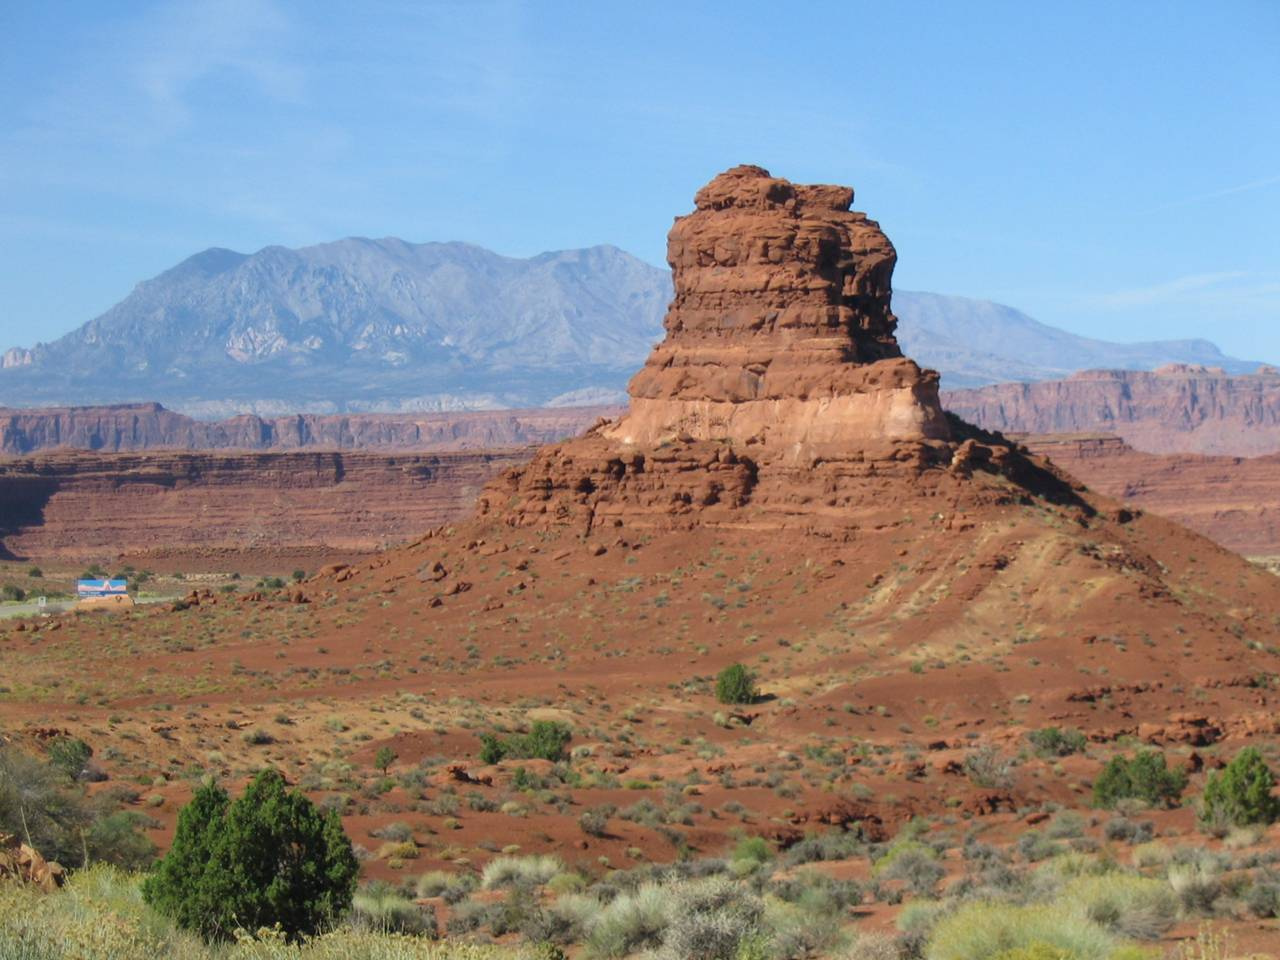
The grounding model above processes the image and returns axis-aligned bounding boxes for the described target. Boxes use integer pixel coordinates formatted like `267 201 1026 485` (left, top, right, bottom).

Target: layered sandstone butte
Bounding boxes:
483 166 1005 534
607 165 949 456
944 365 1280 457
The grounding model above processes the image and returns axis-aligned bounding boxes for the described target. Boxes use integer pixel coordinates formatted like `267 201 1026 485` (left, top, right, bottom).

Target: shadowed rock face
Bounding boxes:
608 165 950 457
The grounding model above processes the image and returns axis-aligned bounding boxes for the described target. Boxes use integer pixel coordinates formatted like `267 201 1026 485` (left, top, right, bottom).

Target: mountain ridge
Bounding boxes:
0 238 1258 416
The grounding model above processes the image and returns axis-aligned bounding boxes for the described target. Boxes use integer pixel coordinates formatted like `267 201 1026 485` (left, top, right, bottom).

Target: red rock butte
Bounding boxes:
482 165 1038 534
609 164 949 455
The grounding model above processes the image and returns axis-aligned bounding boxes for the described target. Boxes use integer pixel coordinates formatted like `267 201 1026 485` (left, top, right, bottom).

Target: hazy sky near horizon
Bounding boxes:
1 1 1277 360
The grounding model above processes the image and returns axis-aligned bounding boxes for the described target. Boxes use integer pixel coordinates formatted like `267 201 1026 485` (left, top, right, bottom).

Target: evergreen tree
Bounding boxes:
143 770 358 941
142 779 229 935
1201 747 1280 829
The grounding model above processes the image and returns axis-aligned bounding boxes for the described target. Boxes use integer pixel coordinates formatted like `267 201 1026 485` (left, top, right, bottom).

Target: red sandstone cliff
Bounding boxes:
943 365 1280 457
0 403 613 455
1021 434 1280 558
0 449 529 563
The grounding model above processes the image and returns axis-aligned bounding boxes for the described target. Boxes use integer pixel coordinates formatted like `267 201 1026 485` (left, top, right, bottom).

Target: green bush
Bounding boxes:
1092 751 1186 809
142 769 358 941
47 737 93 780
1028 727 1087 757
85 811 157 871
478 721 572 764
1199 746 1280 830
1 584 25 602
714 664 757 705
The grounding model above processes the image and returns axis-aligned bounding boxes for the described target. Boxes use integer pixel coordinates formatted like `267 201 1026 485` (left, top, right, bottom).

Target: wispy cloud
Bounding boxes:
1143 173 1280 214
131 0 304 129
1092 271 1249 308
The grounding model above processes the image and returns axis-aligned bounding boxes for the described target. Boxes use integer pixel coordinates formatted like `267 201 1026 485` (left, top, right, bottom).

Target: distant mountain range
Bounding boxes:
0 239 1258 416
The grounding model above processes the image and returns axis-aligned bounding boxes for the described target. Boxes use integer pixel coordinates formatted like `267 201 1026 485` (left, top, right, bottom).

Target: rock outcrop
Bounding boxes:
610 165 949 454
944 365 1280 457
481 166 1048 534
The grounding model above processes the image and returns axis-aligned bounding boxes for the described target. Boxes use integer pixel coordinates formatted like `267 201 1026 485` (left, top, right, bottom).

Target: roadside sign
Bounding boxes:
77 579 128 598
37 596 46 608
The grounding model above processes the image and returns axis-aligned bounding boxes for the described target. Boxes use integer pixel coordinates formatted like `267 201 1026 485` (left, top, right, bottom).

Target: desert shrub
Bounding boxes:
763 897 841 958
142 769 358 941
1028 727 1087 757
876 841 945 896
964 745 1014 789
731 835 772 867
47 736 93 780
0 746 91 865
1092 751 1186 809
351 882 438 936
770 870 862 911
896 898 950 938
925 902 1116 960
840 932 901 960
782 829 863 865
656 877 764 960
1016 831 1064 863
1045 811 1087 840
1167 862 1224 915
1 584 25 601
479 721 572 764
417 870 477 903
85 810 158 870
585 883 674 957
1198 746 1280 832
375 746 398 774
1060 873 1177 940
1103 817 1154 845
373 821 414 842
714 663 757 705
0 866 521 957
1245 874 1280 918
481 854 564 889
579 805 615 837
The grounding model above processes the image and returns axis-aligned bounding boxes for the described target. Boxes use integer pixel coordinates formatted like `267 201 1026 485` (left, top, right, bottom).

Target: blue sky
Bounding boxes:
1 1 1277 360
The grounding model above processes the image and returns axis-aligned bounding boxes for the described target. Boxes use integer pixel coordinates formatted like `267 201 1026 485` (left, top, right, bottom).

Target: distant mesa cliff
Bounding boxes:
0 449 530 562
1023 433 1280 558
944 365 1280 457
0 403 613 455
0 237 1257 415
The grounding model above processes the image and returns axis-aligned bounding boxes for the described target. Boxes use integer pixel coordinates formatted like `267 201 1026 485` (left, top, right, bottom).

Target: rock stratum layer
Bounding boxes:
1023 434 1280 558
0 450 528 563
0 404 609 456
607 165 948 454
944 365 1280 457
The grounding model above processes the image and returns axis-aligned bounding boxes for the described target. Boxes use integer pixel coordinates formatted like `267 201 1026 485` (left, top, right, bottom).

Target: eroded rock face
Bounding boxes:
480 167 1049 534
606 165 949 457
